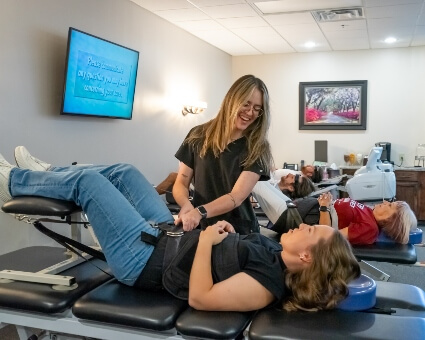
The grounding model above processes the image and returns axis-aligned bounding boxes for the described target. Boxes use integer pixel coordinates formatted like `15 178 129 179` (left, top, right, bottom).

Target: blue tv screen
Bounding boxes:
61 27 139 120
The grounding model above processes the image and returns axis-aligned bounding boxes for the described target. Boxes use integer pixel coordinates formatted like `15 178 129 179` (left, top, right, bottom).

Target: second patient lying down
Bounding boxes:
253 180 417 245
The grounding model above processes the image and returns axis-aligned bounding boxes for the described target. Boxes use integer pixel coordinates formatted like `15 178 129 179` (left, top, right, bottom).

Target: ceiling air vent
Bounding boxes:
311 7 364 22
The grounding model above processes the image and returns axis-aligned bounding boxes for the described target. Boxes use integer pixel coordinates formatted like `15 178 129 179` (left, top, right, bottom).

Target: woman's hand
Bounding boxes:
176 207 202 231
174 201 194 226
318 192 333 208
178 201 194 216
199 222 232 246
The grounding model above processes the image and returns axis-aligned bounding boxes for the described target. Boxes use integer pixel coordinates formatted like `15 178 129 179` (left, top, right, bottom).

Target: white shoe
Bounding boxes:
0 153 14 204
14 146 51 171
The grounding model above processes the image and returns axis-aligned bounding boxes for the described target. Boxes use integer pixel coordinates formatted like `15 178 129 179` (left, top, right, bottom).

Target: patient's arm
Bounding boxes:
155 172 177 195
319 210 332 227
318 192 333 226
189 223 274 311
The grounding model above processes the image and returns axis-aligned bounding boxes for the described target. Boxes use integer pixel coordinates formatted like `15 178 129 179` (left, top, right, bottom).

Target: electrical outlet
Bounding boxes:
399 154 405 163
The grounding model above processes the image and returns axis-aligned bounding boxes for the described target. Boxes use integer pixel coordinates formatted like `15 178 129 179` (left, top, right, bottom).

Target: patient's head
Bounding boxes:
283 230 361 312
280 174 315 199
293 176 316 198
301 165 315 179
374 201 417 244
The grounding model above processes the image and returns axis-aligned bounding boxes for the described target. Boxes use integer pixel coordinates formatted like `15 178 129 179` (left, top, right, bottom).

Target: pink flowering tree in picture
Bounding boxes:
299 80 367 130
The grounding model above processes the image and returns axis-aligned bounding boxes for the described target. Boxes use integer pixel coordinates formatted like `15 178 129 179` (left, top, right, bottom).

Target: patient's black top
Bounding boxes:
175 128 270 234
134 230 287 303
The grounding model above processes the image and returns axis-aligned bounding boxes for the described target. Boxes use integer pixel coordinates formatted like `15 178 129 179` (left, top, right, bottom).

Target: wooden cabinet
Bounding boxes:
395 170 425 221
340 167 359 177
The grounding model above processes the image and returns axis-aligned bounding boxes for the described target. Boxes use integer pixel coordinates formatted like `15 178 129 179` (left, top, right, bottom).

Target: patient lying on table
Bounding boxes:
0 146 360 313
253 180 417 245
317 192 417 244
269 167 316 199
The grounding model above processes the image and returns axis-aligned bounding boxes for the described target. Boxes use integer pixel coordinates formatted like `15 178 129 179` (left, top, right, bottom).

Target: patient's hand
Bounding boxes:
200 223 230 246
318 192 333 207
213 220 235 233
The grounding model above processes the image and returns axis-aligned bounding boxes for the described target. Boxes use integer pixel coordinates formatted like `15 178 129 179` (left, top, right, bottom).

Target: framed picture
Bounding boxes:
299 80 367 130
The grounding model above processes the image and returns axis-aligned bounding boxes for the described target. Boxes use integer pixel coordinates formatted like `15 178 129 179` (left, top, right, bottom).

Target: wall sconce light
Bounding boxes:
182 101 207 116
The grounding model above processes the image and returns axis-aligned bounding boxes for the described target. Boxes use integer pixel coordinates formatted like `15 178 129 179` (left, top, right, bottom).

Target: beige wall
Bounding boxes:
233 48 425 168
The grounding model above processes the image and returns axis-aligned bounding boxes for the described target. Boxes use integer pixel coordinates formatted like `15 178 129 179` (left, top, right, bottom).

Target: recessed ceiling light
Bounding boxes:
304 41 316 48
384 37 397 44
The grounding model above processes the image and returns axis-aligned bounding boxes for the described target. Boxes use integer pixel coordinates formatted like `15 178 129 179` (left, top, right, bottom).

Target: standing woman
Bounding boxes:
173 75 273 234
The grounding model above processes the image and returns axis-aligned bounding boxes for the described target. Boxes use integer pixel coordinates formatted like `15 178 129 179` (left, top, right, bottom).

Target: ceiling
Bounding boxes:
129 0 425 56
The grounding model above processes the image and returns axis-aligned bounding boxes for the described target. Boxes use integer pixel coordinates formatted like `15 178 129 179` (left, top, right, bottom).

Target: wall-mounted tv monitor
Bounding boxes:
61 27 139 120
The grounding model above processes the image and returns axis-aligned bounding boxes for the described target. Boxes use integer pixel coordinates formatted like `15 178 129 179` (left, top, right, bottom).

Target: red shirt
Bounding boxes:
334 198 379 245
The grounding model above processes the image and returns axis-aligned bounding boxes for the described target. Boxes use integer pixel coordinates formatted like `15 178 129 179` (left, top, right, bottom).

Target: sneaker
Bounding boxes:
14 146 51 171
0 153 14 204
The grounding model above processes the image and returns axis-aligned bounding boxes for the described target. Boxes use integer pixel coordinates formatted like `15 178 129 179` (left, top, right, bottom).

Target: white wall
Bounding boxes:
232 48 425 169
0 0 232 255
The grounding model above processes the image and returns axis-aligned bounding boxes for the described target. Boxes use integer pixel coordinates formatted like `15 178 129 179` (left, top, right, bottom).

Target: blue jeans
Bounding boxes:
9 163 174 286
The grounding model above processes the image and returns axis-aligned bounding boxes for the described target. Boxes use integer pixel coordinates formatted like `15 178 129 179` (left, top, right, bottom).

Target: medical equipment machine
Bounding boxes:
346 146 396 201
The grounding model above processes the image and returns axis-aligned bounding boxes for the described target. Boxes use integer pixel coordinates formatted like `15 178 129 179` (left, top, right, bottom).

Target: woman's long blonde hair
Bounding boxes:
283 231 361 312
184 75 273 173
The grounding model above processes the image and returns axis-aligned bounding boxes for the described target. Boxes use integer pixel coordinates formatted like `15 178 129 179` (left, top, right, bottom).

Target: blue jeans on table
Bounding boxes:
9 163 174 286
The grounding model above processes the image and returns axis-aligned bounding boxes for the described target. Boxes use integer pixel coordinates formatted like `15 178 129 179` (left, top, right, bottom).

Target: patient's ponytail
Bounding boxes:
283 232 360 312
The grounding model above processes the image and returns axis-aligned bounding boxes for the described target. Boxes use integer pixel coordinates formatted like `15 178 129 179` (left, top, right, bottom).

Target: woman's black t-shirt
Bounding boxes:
135 231 287 303
175 128 270 234
237 232 286 301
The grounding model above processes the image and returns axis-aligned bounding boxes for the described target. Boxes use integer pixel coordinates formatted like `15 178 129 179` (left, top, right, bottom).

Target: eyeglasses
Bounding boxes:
241 102 264 116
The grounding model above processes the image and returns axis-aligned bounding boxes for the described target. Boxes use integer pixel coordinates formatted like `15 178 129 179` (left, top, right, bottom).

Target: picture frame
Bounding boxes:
299 80 367 130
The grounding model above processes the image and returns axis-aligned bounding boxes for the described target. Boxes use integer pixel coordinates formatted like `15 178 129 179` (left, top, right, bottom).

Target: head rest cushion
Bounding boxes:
337 274 376 311
377 228 423 244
